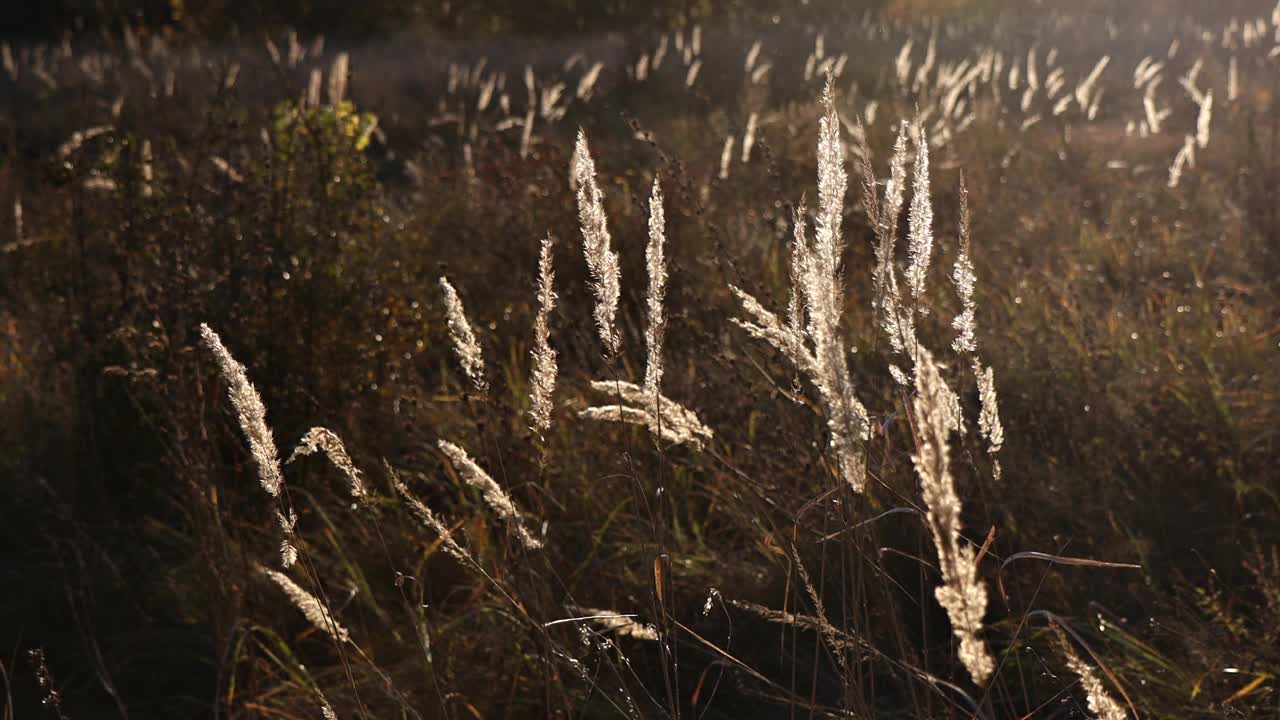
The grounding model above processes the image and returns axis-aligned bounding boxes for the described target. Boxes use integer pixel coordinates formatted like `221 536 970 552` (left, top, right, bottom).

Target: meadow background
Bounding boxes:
2 0 1279 717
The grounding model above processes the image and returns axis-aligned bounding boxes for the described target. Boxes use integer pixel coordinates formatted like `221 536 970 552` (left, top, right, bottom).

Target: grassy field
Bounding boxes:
2 3 1279 718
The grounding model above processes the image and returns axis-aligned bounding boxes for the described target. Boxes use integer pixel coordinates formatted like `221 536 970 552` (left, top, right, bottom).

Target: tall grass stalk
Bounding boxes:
911 349 993 685
572 130 622 358
528 233 558 436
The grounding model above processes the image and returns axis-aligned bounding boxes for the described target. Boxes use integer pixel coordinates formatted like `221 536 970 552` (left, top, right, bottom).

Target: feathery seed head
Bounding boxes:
912 350 993 685
585 380 712 447
199 324 284 498
528 233 559 435
1059 640 1128 720
439 277 487 394
580 404 708 449
277 509 298 568
905 122 934 301
974 360 1004 455
951 174 977 354
438 440 542 550
643 179 668 399
261 566 350 642
287 427 366 500
572 131 623 357
392 468 470 563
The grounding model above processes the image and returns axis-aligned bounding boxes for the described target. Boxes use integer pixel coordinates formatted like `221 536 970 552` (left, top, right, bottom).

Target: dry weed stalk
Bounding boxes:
727 599 860 652
792 545 850 673
911 349 993 684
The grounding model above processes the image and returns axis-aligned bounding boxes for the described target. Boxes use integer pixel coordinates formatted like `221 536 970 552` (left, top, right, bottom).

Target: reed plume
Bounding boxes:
277 509 298 568
57 125 113 160
287 427 366 500
528 233 558 435
732 76 869 491
572 130 622 357
199 325 304 566
199 324 283 498
210 156 244 184
951 173 977 355
260 566 351 643
911 349 993 685
438 440 543 550
741 112 758 163
1168 134 1195 188
744 40 762 72
719 134 734 179
1074 55 1109 111
579 176 711 449
1058 638 1127 720
974 360 1005 479
904 122 933 302
581 381 713 449
865 122 916 368
567 608 658 641
390 467 470 564
1195 90 1212 149
307 68 322 108
643 179 667 399
439 276 487 394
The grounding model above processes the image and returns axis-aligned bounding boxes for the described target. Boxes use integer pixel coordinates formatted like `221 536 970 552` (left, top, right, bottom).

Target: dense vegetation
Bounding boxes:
2 2 1279 718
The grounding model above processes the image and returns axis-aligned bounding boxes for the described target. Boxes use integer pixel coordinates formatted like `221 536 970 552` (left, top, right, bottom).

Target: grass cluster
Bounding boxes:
2 4 1279 718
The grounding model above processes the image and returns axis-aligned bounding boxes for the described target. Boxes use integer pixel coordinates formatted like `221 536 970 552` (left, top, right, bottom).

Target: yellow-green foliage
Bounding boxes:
270 100 379 192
